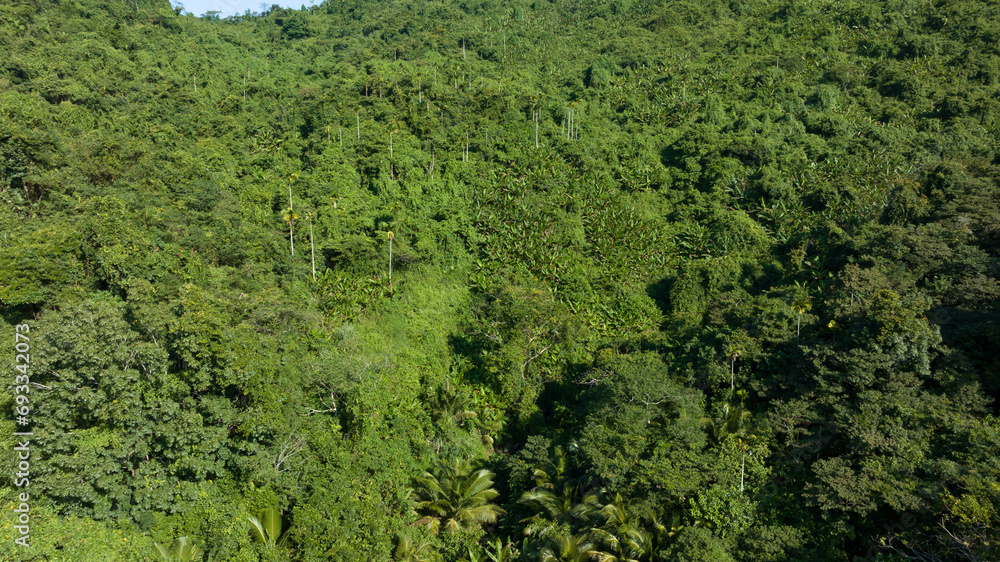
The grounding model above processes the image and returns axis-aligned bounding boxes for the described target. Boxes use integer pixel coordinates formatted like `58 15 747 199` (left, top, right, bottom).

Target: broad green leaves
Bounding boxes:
155 536 203 562
248 506 290 548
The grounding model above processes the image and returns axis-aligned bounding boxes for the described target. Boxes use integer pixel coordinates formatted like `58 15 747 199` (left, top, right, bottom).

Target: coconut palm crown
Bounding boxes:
413 460 505 533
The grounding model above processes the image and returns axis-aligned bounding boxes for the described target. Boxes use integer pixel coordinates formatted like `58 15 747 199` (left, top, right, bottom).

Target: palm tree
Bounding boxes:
520 484 591 523
519 482 599 538
703 396 760 493
394 533 435 562
413 460 505 533
435 377 479 429
287 172 299 210
539 533 598 562
284 172 300 255
588 495 682 562
389 123 401 160
704 398 749 448
590 494 650 562
723 329 756 390
519 443 600 537
791 294 812 338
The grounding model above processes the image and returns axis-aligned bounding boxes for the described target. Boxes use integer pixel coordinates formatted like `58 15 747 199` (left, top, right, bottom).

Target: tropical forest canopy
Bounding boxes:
0 0 998 559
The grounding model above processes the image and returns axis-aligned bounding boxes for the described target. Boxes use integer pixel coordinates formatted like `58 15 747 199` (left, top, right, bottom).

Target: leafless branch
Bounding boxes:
306 391 338 415
274 435 307 473
521 343 554 377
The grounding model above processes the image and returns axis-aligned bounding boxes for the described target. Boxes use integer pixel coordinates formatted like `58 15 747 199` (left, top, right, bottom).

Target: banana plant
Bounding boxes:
249 506 291 548
154 536 202 562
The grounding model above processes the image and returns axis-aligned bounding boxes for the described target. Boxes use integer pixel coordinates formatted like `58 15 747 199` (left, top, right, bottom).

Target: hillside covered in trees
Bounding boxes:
1 0 999 559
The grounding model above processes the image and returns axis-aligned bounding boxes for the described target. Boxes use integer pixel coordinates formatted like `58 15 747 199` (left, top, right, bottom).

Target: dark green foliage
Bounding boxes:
1 0 999 559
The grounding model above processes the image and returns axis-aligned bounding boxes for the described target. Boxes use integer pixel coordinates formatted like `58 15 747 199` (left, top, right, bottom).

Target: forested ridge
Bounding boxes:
1 0 998 559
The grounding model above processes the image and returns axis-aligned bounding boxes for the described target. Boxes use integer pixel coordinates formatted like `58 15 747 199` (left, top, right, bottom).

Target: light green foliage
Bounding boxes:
689 485 757 540
0 0 998 559
0 502 152 561
0 221 83 305
145 485 260 562
664 526 735 562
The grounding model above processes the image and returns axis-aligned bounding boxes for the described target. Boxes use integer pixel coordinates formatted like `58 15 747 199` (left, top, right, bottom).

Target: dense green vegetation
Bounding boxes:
1 0 998 559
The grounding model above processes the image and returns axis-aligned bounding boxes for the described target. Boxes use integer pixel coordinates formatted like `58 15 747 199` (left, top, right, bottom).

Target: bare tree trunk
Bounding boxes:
388 232 394 290
731 354 737 389
288 182 295 256
309 217 315 280
534 111 539 148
